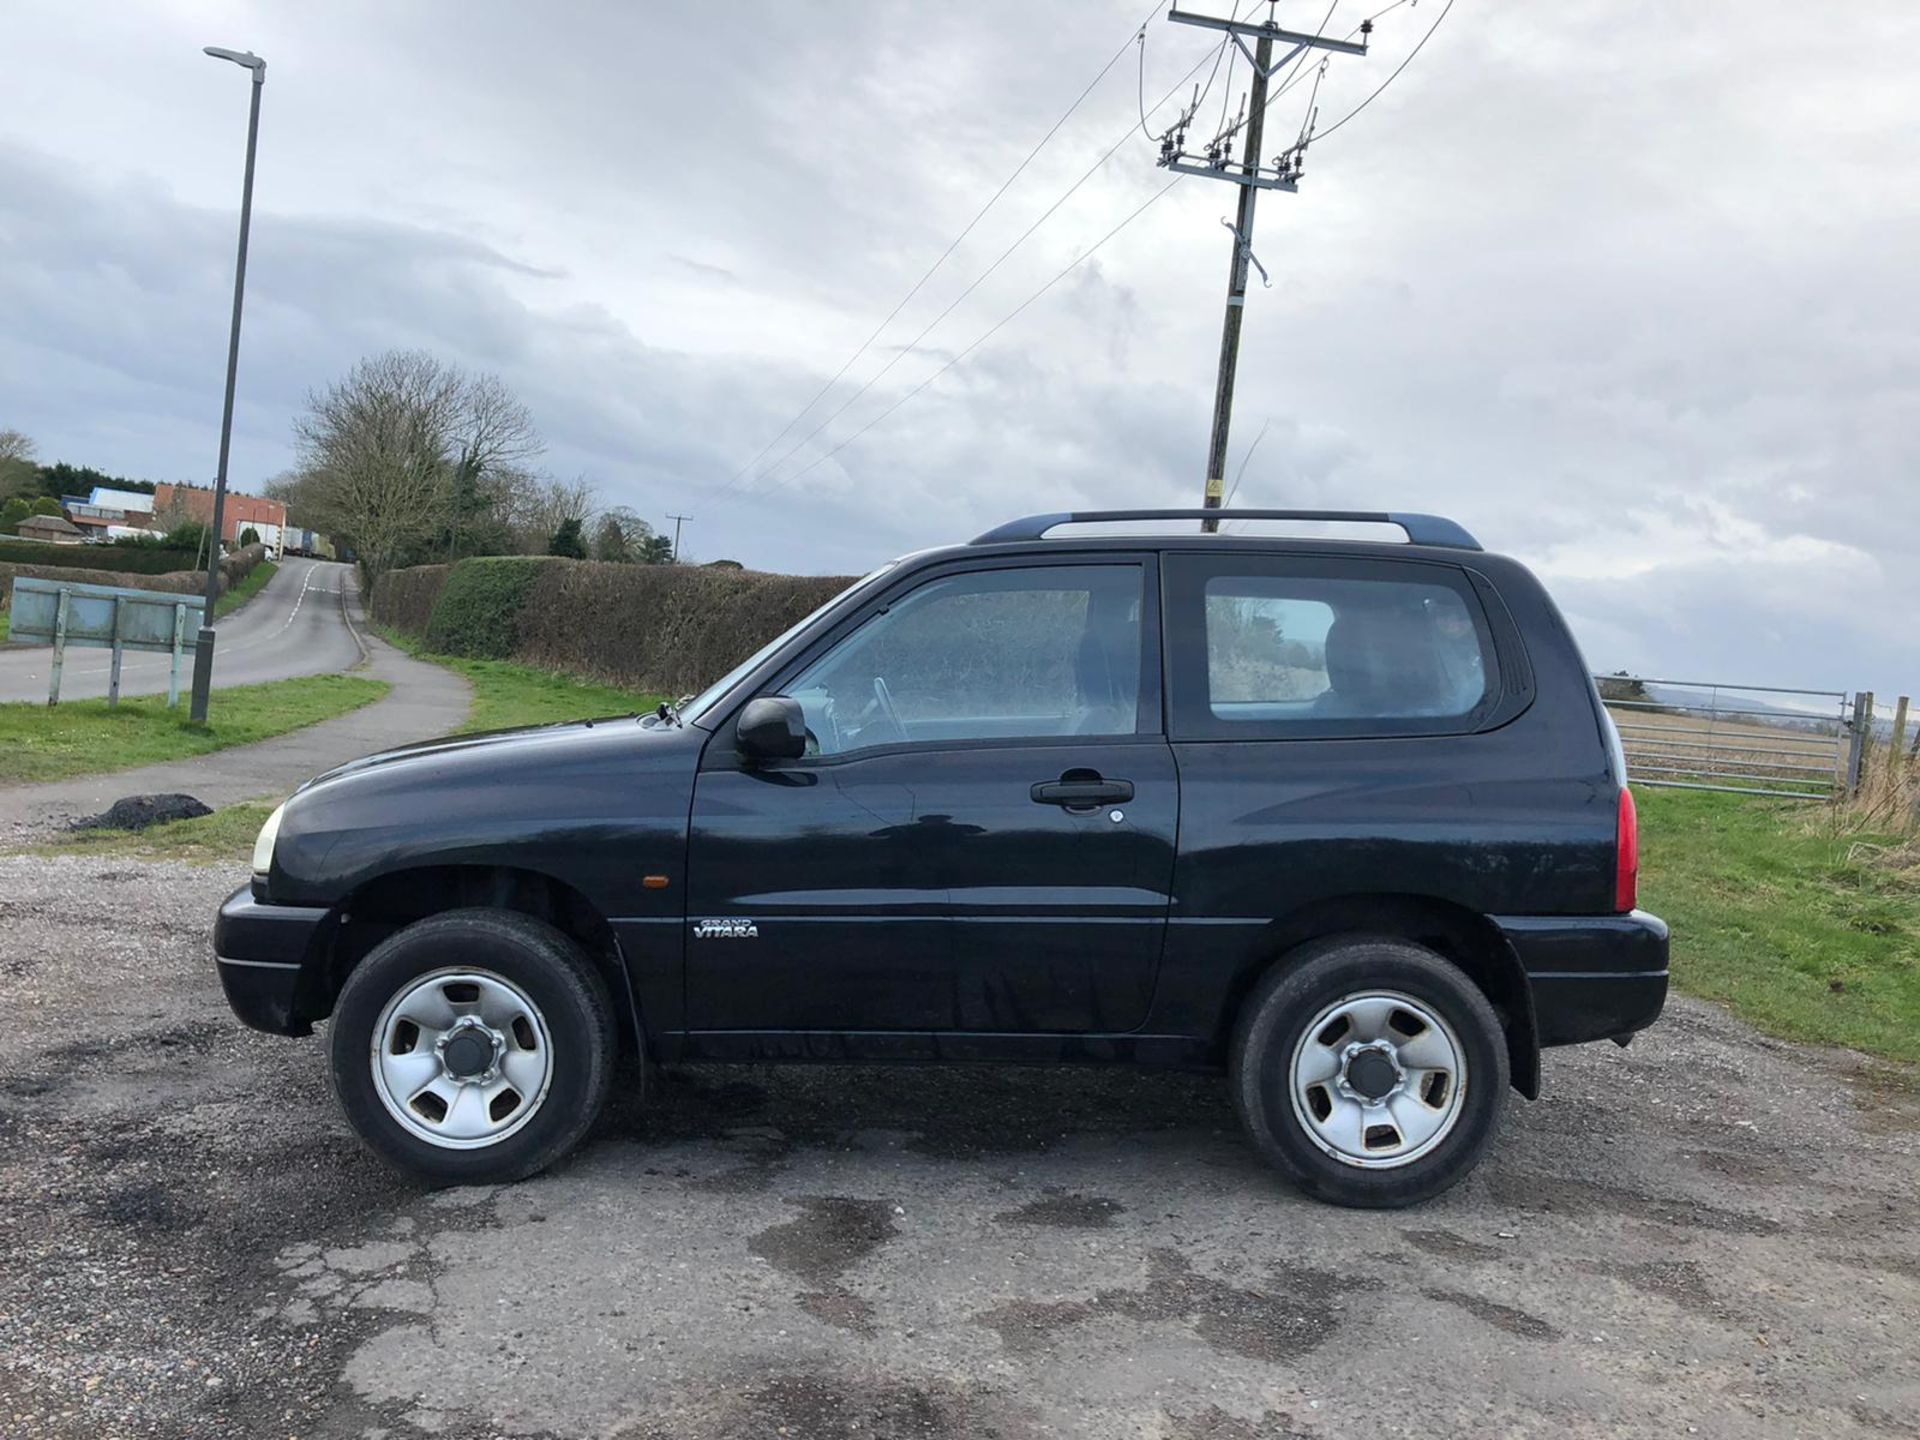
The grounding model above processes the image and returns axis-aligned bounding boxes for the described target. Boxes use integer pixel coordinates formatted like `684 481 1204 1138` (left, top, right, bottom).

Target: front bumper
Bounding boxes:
1495 909 1670 1047
214 885 328 1036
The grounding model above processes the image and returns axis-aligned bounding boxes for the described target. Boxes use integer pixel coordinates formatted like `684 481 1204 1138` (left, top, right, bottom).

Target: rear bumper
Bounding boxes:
213 885 328 1036
1494 910 1670 1047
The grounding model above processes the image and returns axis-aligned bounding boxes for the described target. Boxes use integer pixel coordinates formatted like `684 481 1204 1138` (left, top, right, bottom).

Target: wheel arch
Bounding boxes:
307 864 645 1060
1224 893 1539 1099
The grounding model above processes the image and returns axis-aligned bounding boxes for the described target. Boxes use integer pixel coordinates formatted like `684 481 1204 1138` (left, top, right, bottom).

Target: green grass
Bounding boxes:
0 675 389 785
375 625 664 732
215 559 277 618
1639 787 1920 1064
36 799 278 865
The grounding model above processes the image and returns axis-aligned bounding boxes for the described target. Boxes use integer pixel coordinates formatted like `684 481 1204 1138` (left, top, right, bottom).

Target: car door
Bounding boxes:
684 555 1176 1034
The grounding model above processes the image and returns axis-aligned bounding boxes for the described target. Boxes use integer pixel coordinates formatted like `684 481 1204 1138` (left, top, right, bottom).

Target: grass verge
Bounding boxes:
1639 787 1920 1065
375 625 664 733
215 558 277 618
36 800 278 866
0 675 389 785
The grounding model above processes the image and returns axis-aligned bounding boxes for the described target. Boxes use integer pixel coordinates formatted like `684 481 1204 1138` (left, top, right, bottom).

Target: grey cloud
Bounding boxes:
0 0 1914 698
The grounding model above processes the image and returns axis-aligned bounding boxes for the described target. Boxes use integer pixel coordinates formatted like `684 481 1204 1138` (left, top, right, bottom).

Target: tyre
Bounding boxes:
329 908 619 1185
1230 936 1508 1209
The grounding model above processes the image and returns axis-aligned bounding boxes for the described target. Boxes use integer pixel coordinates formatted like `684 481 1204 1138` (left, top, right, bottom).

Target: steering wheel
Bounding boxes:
871 675 907 742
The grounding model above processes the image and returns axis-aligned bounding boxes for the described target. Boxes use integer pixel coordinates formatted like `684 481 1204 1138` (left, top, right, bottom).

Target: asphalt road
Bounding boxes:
0 558 363 704
1 856 1916 1439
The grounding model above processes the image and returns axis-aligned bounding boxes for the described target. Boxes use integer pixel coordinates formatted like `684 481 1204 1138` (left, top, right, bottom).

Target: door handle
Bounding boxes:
1031 777 1134 808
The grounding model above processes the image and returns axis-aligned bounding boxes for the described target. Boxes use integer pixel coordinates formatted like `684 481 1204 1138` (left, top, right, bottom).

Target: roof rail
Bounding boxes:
969 509 1481 550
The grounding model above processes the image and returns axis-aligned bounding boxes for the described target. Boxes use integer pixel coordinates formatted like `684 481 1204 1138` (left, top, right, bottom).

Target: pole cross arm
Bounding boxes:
1164 155 1298 191
1166 9 1368 62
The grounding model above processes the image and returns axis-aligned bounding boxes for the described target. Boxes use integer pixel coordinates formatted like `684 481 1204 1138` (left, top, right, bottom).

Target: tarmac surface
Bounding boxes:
0 575 470 842
0 855 1916 1439
0 558 364 705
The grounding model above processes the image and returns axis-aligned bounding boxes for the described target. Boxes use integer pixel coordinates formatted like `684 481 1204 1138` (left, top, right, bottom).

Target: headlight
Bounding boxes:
252 802 287 879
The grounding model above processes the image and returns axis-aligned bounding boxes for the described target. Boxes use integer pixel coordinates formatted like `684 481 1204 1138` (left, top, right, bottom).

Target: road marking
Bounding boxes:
2 559 353 688
261 562 323 643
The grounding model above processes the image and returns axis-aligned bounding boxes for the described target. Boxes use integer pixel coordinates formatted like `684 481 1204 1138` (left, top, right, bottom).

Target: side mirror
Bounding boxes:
736 695 807 761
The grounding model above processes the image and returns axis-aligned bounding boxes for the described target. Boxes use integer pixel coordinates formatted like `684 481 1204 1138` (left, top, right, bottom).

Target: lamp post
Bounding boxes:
188 45 266 724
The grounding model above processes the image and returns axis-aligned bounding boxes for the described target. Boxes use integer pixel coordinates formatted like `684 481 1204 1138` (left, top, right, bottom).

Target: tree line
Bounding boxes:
0 430 155 534
272 349 675 576
5 349 684 571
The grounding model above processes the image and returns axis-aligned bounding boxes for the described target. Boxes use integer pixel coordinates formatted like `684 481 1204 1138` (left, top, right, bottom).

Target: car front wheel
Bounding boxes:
1231 936 1509 1208
329 909 618 1185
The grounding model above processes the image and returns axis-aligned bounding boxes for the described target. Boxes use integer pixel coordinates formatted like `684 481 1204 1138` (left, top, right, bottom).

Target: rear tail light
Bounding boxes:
1615 785 1639 913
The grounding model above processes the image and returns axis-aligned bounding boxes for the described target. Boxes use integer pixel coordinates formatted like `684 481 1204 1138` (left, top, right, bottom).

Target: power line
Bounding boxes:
1223 416 1271 508
749 116 1149 492
1297 0 1456 149
715 176 1185 511
1138 0 1269 145
1211 0 1338 150
746 25 1252 495
715 0 1444 517
1250 0 1420 134
705 0 1166 505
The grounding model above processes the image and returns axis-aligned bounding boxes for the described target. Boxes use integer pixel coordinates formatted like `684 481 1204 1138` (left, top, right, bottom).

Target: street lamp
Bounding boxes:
188 45 266 724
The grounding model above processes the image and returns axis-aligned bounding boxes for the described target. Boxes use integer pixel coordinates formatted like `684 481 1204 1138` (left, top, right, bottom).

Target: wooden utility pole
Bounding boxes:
1160 7 1367 531
1202 30 1272 533
666 513 692 561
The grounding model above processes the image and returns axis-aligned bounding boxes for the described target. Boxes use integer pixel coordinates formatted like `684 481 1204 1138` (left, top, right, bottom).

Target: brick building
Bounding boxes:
152 483 288 550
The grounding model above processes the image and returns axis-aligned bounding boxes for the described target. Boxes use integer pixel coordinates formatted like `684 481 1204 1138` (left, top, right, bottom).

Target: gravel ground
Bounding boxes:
1 854 1916 1439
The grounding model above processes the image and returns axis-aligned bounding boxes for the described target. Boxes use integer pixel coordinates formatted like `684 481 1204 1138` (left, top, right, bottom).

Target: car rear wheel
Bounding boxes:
1231 936 1508 1208
329 909 618 1185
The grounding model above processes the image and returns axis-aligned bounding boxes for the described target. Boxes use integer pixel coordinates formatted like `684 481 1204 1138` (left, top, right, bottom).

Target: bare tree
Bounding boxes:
291 351 545 575
445 374 542 559
0 428 37 503
592 506 674 564
508 477 596 555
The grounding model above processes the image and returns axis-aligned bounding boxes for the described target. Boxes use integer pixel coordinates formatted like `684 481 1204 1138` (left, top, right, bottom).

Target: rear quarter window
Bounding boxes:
1167 554 1503 741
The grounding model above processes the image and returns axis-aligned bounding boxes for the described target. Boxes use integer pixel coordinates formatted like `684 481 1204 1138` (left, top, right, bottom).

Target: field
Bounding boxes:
1637 786 1919 1064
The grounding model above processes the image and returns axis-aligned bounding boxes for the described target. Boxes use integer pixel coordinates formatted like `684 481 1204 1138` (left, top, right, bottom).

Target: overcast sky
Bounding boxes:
3 1 1915 699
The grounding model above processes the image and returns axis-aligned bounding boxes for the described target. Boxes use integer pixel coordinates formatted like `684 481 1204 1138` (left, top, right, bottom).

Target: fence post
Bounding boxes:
47 589 71 707
1891 696 1910 775
168 602 188 709
1844 691 1872 796
106 596 125 708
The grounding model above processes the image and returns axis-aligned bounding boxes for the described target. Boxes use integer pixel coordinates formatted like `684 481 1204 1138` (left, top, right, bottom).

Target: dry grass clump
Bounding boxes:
1816 736 1920 840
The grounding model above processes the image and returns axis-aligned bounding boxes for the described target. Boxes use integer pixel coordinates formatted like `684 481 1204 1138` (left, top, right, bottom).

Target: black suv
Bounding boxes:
215 509 1666 1208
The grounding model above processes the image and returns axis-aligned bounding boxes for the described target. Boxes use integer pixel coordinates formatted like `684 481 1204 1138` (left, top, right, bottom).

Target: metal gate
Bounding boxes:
1595 676 1864 801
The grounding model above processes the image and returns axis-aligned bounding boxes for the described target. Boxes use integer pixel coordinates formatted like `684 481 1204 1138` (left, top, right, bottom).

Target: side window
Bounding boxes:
780 565 1146 756
1170 556 1498 739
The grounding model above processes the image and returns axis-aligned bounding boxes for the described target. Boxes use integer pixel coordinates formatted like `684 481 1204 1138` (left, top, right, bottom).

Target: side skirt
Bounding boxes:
661 1029 1221 1071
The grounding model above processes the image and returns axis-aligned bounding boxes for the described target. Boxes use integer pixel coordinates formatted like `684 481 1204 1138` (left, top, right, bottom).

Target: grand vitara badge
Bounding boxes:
693 918 759 940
